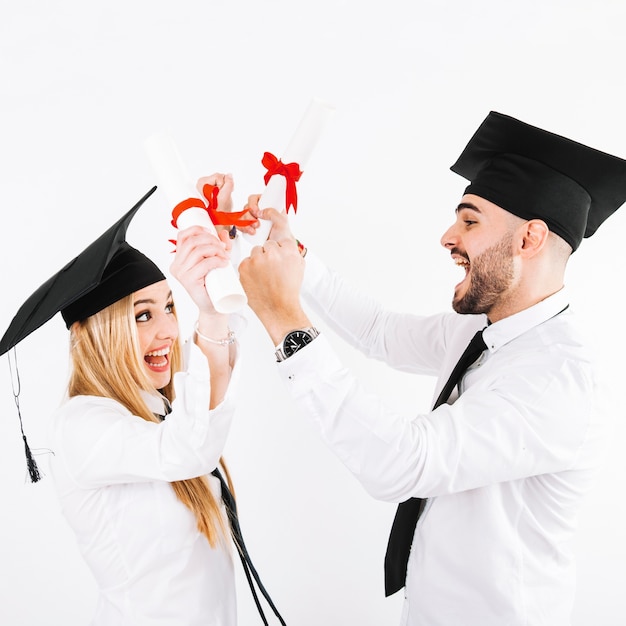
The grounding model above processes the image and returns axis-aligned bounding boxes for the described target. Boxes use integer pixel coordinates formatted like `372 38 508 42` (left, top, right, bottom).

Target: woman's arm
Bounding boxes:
169 173 237 409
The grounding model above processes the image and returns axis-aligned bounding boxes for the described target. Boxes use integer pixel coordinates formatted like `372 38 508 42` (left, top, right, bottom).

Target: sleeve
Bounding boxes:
302 251 451 375
277 334 600 503
50 340 241 489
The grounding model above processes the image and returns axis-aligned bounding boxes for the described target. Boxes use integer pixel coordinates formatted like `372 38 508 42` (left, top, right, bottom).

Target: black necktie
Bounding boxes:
211 468 287 625
156 401 286 624
383 329 487 596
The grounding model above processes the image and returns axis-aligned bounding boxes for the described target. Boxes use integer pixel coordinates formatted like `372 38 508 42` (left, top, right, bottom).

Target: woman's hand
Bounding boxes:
196 173 234 212
170 226 232 315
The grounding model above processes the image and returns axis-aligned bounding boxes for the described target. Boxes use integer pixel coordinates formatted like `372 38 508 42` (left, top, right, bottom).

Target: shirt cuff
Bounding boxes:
275 332 337 384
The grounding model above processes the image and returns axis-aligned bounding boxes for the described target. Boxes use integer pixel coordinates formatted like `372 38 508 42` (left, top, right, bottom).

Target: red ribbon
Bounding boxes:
262 151 302 213
170 184 257 229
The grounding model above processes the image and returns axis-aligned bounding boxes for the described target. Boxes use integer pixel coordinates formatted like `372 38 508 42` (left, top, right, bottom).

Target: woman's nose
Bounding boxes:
156 313 178 340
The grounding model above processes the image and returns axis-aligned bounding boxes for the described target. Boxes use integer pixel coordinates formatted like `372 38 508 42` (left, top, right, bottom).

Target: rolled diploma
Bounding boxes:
144 132 247 314
244 97 336 247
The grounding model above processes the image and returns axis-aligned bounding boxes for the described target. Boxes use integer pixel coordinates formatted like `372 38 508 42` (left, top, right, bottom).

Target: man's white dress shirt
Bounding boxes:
277 252 608 626
48 339 240 626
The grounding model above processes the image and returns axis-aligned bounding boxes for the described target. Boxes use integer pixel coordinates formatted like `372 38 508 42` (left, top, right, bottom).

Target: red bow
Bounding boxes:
262 151 302 213
170 184 257 229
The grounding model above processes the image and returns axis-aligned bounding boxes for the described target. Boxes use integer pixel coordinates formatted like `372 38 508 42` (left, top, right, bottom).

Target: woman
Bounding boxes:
2 176 282 625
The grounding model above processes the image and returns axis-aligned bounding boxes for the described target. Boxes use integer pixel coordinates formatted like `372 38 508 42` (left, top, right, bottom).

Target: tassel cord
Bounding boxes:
8 348 42 482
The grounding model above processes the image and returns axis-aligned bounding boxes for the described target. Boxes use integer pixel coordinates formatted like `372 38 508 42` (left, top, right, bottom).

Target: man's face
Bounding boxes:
440 194 518 317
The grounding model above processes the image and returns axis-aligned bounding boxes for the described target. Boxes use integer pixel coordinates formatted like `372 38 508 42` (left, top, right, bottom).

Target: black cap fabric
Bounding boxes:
0 186 164 356
450 111 626 251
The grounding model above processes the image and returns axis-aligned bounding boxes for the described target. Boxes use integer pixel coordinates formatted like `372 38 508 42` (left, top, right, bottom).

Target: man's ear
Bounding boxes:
519 219 550 257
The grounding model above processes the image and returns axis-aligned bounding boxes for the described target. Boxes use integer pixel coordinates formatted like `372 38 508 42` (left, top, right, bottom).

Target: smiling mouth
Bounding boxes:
453 255 470 284
144 347 170 371
454 256 470 269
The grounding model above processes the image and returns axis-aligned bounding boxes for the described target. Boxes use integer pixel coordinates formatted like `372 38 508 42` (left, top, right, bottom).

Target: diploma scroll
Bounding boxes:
144 132 248 314
243 97 336 247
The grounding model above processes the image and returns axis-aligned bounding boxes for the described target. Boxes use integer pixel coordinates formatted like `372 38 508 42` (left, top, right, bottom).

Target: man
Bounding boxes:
238 112 626 625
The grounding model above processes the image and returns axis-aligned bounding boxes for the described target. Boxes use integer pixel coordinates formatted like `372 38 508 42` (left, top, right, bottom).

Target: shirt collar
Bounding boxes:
482 286 570 353
140 388 171 417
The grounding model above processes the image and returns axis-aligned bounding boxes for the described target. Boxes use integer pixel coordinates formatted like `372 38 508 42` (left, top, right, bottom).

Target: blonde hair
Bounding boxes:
67 293 233 547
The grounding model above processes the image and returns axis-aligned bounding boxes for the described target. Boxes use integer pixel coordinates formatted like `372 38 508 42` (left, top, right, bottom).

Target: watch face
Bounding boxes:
283 330 314 357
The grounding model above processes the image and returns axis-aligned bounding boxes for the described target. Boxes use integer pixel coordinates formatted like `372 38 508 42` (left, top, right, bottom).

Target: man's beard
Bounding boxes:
453 233 515 315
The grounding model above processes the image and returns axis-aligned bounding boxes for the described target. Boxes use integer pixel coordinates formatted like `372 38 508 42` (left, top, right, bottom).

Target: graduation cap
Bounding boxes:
0 186 164 356
450 111 626 251
1 185 165 481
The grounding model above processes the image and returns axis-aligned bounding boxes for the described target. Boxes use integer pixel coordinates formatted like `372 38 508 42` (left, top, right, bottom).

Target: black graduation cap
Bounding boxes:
1 186 164 482
450 111 626 251
0 186 164 357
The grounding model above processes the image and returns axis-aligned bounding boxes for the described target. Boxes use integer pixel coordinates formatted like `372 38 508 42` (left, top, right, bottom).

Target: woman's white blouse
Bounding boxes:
48 340 240 626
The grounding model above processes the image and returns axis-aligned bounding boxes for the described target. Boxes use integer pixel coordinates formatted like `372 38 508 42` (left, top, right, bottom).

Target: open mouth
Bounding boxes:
144 347 170 371
453 255 470 288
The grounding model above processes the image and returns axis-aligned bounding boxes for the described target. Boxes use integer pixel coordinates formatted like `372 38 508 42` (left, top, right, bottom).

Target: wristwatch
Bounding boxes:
275 327 320 362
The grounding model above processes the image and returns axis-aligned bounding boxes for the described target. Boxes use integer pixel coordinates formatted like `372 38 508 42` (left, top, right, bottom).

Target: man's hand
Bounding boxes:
239 196 295 242
239 235 311 345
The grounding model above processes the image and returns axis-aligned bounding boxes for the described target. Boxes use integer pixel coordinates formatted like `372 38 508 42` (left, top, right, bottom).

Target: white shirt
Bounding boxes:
277 252 608 626
48 339 240 626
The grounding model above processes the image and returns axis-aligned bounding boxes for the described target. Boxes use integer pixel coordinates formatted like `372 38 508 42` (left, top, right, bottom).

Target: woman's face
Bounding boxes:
133 280 179 390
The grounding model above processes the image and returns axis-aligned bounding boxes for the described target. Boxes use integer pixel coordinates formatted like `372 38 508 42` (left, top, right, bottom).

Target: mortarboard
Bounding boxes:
1 186 165 482
450 111 626 251
0 186 164 356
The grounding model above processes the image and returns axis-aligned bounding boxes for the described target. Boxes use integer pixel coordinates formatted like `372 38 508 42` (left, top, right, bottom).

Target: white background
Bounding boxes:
1 1 625 624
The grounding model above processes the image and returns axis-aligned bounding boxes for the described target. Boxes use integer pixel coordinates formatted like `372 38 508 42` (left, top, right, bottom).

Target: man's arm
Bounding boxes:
239 208 312 345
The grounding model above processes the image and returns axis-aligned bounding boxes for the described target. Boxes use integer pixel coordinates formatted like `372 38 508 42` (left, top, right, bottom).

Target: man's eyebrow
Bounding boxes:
456 202 482 214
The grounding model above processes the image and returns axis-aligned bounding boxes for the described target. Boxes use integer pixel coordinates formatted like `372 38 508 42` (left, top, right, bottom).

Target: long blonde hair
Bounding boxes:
67 293 233 547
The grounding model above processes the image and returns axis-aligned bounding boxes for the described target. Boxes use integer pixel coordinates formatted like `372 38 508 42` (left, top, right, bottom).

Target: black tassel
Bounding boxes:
23 434 41 483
